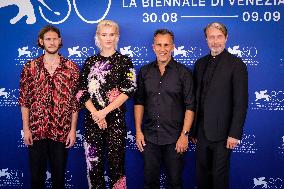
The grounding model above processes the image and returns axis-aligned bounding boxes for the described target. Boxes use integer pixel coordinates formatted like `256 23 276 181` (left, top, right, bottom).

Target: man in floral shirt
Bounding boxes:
19 25 79 189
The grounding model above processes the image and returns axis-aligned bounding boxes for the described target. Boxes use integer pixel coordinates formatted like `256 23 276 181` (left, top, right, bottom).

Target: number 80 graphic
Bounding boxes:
39 0 111 24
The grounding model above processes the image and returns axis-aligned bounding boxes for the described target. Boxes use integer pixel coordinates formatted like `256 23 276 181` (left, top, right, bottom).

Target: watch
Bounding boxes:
183 130 190 137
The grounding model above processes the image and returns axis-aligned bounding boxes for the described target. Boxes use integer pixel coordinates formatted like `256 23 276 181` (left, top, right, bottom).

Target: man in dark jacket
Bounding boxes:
192 22 248 189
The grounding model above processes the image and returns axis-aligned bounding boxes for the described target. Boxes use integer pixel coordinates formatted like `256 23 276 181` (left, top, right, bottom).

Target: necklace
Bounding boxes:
44 56 59 76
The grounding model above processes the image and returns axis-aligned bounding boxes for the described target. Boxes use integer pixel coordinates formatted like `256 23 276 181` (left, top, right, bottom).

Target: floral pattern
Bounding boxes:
19 55 79 143
113 176 127 189
107 88 121 103
77 51 136 189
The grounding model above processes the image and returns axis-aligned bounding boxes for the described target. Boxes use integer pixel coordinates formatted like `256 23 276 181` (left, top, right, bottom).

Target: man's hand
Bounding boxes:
65 130 76 148
175 134 188 154
23 129 33 146
136 131 146 152
226 136 239 149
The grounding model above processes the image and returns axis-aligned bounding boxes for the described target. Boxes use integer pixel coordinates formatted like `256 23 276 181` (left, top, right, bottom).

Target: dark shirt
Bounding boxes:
199 51 224 118
135 58 195 145
19 55 80 143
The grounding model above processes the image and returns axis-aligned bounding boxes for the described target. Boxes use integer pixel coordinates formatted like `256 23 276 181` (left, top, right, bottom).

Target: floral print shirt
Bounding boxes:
77 51 136 111
19 55 80 143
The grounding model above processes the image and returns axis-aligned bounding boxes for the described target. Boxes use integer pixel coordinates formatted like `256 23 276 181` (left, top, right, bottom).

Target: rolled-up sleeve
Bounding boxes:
182 68 195 111
134 67 145 106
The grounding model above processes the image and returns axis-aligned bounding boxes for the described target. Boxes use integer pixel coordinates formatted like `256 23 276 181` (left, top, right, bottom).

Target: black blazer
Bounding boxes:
192 50 248 141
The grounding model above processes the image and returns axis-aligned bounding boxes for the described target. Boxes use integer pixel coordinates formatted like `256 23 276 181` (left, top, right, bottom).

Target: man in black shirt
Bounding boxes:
192 22 248 189
134 29 195 189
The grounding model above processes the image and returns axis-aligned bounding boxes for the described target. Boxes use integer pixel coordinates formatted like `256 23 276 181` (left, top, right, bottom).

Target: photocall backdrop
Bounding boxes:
0 0 283 188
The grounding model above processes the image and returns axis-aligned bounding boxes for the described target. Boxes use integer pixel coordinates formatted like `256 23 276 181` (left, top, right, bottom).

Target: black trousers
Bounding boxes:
28 139 68 189
84 111 127 189
143 140 184 189
196 127 231 189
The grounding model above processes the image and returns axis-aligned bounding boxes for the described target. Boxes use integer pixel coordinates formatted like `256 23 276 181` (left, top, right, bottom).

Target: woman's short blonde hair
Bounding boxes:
94 20 120 50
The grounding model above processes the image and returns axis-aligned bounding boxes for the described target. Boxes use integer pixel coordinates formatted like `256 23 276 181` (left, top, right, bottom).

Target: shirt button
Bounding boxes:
157 125 160 128
159 81 162 84
158 92 161 95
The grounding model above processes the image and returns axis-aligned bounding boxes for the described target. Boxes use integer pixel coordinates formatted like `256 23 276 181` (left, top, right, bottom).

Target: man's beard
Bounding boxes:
43 45 60 54
210 46 224 55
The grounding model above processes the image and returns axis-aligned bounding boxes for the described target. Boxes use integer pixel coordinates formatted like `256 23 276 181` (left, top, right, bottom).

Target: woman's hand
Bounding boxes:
92 109 108 123
97 118 108 130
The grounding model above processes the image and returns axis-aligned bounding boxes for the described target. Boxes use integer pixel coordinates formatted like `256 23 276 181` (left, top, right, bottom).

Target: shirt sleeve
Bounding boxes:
118 56 137 98
181 67 195 111
19 62 32 108
70 62 80 113
76 57 92 107
134 66 145 105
